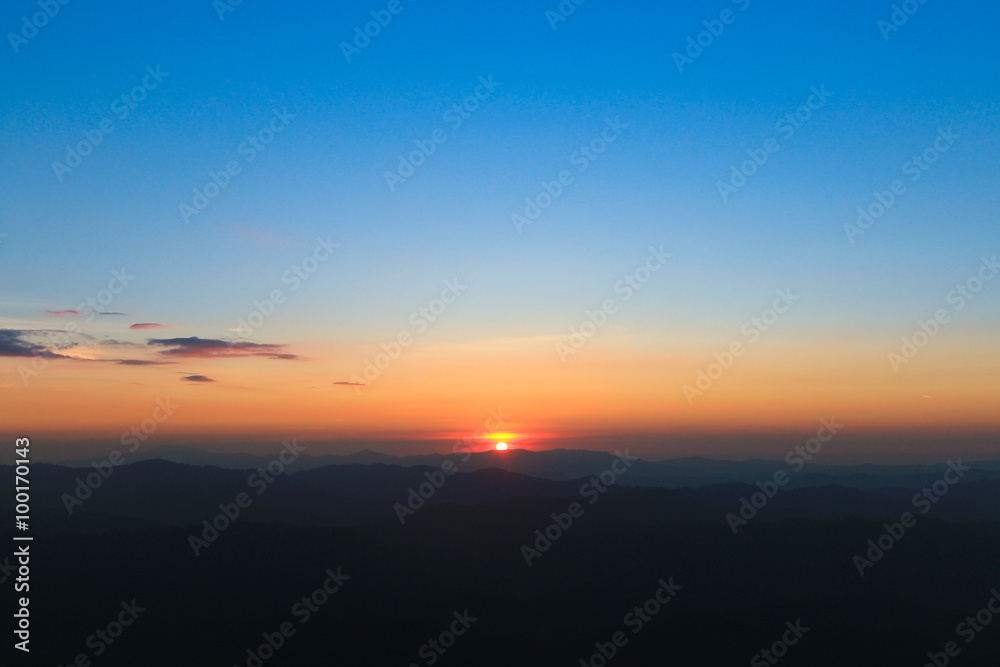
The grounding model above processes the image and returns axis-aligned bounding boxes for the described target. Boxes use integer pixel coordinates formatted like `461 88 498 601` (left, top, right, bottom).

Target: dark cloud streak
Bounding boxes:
147 337 298 360
0 330 70 358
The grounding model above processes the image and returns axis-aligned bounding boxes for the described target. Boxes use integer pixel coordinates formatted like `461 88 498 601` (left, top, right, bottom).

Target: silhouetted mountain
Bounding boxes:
7 496 1000 665
6 459 1000 530
7 457 1000 665
52 445 1000 489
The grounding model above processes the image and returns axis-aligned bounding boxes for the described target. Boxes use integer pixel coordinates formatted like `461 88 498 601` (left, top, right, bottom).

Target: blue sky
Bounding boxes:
1 0 998 455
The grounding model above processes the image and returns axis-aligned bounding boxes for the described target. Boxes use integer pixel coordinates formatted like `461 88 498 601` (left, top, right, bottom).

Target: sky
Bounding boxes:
1 0 998 462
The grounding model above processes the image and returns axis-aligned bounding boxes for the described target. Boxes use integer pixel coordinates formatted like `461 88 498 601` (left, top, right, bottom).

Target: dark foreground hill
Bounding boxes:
3 460 1000 665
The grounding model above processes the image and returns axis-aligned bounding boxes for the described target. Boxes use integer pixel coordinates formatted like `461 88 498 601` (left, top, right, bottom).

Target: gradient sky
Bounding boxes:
1 0 998 461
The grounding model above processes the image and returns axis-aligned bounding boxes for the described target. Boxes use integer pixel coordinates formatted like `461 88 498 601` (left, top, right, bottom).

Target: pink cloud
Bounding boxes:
228 225 290 247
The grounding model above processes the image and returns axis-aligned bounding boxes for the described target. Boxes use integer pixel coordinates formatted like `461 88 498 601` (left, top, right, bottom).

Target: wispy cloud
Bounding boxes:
182 374 216 382
130 323 168 330
2 329 174 366
147 336 298 360
45 309 126 317
114 359 176 366
229 225 290 247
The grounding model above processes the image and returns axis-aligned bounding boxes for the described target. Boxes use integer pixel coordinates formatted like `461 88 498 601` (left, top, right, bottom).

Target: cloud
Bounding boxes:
0 330 70 358
45 309 125 317
130 323 167 330
0 330 174 366
229 225 289 247
182 374 216 383
99 339 141 347
147 336 298 360
334 381 365 387
3 330 295 366
113 359 176 366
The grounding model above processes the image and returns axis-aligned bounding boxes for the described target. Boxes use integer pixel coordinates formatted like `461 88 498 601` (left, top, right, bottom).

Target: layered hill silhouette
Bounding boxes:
52 444 1000 487
5 450 1000 666
8 455 1000 528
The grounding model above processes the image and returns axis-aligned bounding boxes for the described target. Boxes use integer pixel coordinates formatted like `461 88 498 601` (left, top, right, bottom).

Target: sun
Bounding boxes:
495 442 508 451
